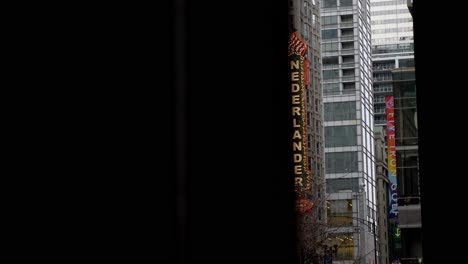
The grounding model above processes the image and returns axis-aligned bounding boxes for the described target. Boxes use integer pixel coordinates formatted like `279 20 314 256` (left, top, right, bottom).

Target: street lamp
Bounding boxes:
355 188 378 264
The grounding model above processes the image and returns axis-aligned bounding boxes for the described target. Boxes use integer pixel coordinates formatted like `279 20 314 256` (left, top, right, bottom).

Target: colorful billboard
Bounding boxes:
386 96 398 219
288 32 312 206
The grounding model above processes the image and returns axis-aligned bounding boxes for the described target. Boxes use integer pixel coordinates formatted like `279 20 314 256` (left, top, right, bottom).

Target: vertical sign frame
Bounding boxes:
386 96 398 219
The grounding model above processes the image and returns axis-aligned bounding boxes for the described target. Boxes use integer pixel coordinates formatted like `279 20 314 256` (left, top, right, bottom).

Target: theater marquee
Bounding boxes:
289 32 312 204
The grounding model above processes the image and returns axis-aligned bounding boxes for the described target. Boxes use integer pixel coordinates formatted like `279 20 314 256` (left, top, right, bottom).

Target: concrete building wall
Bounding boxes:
371 1 422 263
375 131 389 264
290 1 326 263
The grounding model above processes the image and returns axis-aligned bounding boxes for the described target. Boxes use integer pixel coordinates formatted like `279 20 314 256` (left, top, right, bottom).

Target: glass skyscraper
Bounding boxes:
321 0 377 263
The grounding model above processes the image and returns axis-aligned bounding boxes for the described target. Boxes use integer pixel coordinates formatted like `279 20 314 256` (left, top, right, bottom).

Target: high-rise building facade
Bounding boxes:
370 0 422 263
375 131 390 264
289 1 326 263
371 0 414 128
321 0 378 263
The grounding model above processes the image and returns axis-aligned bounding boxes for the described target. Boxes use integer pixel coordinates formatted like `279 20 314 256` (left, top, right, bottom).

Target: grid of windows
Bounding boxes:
322 1 377 259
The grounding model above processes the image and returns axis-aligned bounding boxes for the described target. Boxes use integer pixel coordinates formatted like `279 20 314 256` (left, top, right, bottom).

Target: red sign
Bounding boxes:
288 32 307 56
295 198 314 214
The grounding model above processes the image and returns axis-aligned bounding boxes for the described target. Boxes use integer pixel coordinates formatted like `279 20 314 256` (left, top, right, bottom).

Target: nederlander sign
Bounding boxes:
289 32 312 213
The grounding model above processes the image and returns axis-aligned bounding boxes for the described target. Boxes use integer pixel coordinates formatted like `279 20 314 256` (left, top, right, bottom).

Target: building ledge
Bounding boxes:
399 223 422 229
398 204 421 228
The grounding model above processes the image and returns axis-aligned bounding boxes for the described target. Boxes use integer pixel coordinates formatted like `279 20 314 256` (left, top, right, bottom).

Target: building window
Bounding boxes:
399 58 415 68
373 72 392 81
325 126 357 147
342 55 354 63
341 41 354 50
323 69 340 80
323 0 337 8
326 178 360 192
323 83 340 94
374 115 385 124
323 56 339 66
341 28 354 37
322 29 338 39
303 24 308 39
322 15 338 25
341 14 353 23
373 61 395 70
343 82 355 92
374 84 392 92
374 96 385 104
342 69 354 77
322 43 339 52
339 0 353 7
374 106 385 115
327 200 353 226
324 101 356 121
327 233 354 260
